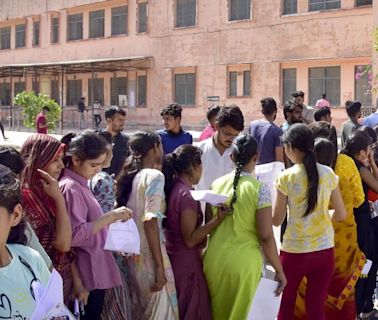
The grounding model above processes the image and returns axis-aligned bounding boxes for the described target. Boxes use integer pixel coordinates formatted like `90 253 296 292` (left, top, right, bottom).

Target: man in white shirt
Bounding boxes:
196 105 244 191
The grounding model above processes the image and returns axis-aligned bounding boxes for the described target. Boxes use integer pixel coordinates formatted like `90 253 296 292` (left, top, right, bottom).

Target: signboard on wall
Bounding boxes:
207 96 220 101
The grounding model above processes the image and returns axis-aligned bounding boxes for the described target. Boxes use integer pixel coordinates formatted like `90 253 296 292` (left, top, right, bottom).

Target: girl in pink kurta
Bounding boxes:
59 130 132 320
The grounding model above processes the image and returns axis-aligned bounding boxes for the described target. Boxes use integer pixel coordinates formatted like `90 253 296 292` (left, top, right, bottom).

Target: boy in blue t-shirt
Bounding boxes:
157 103 193 154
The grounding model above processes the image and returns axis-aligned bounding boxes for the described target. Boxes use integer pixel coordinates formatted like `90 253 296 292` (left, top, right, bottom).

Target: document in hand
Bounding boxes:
190 190 228 206
30 269 75 320
255 161 285 203
104 219 140 255
247 277 282 320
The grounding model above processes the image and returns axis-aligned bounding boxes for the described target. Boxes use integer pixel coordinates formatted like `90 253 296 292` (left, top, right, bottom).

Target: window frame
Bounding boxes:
110 76 128 106
111 6 128 36
0 26 11 50
89 10 105 39
137 74 147 107
137 2 148 33
32 20 40 47
173 70 196 106
88 78 104 105
66 79 83 106
355 0 372 6
15 23 26 48
67 13 83 41
0 83 11 106
282 0 297 15
308 0 341 12
175 0 197 28
282 68 297 104
308 66 341 106
226 65 252 98
51 16 59 44
228 0 252 22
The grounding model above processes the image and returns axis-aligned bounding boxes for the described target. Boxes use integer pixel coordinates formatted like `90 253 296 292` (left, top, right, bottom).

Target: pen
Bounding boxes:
74 298 80 319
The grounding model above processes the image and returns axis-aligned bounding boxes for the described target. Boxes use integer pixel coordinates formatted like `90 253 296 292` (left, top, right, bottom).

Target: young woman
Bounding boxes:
342 131 378 319
203 133 286 320
0 164 51 319
89 130 131 320
117 131 178 320
294 122 367 320
273 123 347 320
163 144 228 320
20 134 75 304
59 129 132 320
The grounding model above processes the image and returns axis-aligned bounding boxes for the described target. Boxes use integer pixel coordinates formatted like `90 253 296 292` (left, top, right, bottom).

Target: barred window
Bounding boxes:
88 78 104 105
283 0 297 14
229 0 251 21
66 80 82 106
175 73 195 105
112 6 127 36
309 67 340 106
15 24 26 48
309 0 340 11
51 17 59 43
89 10 105 38
138 3 148 33
282 68 296 103
33 20 40 46
176 0 196 28
110 77 127 105
68 13 83 41
0 27 11 50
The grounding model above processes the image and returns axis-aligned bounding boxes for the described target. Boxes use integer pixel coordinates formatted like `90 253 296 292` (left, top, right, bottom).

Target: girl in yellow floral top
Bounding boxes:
273 124 347 320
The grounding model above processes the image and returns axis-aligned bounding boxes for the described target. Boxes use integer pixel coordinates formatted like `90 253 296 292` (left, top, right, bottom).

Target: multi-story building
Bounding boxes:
0 0 374 129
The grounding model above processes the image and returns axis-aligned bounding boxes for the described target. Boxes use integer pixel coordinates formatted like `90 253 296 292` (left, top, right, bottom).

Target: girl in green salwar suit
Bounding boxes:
203 133 286 320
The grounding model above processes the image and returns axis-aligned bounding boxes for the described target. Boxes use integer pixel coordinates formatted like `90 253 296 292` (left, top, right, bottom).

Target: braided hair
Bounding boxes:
230 134 258 212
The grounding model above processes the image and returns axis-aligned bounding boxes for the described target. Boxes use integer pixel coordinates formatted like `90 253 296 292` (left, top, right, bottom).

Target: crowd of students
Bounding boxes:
0 93 377 320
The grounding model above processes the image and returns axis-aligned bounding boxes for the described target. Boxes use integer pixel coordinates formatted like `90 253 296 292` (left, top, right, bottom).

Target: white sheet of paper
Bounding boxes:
104 219 140 255
30 269 66 320
190 190 228 206
255 161 285 202
247 277 282 320
362 259 372 276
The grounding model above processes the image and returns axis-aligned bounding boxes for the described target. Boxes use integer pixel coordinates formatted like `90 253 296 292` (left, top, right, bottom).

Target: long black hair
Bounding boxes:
62 129 108 167
162 145 202 200
0 164 27 245
308 121 338 168
314 138 336 168
341 130 371 158
230 134 258 212
282 123 319 216
116 131 161 206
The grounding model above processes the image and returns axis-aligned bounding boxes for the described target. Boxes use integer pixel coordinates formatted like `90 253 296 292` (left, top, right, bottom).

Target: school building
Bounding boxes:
0 0 374 130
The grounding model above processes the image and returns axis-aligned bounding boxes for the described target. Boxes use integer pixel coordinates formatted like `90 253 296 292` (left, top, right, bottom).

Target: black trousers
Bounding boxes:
0 121 5 138
94 115 102 127
82 289 105 320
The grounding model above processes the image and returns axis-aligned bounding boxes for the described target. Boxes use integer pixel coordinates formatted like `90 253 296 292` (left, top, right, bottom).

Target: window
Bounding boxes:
0 27 11 50
355 66 372 107
282 68 296 103
89 10 105 38
229 72 237 97
51 79 60 103
33 20 40 46
111 6 127 36
176 0 196 28
355 0 372 6
68 13 83 41
137 75 147 106
66 80 82 106
309 66 340 106
110 77 127 105
283 0 297 14
229 0 251 21
138 3 148 33
175 73 195 105
32 80 40 94
51 17 59 43
243 71 251 96
14 82 25 96
15 23 26 48
309 0 340 11
88 78 104 105
0 83 11 106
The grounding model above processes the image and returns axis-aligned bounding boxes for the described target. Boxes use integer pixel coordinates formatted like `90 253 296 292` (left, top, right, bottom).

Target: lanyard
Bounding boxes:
18 255 40 300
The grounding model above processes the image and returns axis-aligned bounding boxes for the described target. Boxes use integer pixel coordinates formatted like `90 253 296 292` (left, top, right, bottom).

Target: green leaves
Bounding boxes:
13 91 61 130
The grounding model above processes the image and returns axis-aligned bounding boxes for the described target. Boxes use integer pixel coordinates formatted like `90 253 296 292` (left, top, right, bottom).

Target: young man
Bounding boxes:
36 106 50 134
196 105 244 191
281 100 303 132
199 105 221 141
157 103 193 154
78 97 87 129
314 107 332 123
291 90 314 125
103 106 129 176
315 93 331 108
93 99 103 128
341 100 362 148
249 97 283 164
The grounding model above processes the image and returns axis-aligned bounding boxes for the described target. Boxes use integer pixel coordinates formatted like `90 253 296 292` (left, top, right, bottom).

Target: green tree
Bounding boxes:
13 91 61 130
